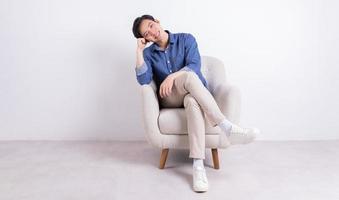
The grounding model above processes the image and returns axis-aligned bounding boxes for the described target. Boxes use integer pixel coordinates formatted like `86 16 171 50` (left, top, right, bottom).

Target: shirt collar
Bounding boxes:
153 30 176 51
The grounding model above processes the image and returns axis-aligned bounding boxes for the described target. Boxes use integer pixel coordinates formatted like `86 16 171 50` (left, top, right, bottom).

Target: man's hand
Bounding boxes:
159 75 174 98
136 38 148 68
159 71 186 98
137 38 147 52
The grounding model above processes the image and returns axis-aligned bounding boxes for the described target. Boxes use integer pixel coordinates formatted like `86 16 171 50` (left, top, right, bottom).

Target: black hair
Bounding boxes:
132 14 155 38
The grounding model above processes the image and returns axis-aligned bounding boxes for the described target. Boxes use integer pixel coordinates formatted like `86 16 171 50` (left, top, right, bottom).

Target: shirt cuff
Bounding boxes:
135 62 148 76
179 66 193 72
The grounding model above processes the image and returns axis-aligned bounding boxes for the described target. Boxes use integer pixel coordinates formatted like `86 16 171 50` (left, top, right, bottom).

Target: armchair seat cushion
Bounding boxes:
158 108 221 135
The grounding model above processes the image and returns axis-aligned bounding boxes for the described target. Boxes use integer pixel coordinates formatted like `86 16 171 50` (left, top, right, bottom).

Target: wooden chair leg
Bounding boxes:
211 148 220 169
159 148 169 169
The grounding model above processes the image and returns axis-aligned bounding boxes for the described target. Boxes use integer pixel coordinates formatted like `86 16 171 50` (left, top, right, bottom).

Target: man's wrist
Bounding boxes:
169 71 182 80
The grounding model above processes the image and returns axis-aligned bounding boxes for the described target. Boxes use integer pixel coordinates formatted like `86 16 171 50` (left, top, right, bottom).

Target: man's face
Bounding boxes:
139 19 163 43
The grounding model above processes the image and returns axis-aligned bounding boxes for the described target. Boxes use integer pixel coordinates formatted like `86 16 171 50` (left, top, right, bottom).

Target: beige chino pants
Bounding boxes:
159 72 226 159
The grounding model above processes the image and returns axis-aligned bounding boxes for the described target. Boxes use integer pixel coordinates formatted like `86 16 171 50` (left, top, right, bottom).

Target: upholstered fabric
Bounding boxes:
140 56 241 149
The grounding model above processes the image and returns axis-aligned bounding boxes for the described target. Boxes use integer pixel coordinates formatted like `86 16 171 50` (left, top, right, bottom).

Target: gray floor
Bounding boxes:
1 141 339 200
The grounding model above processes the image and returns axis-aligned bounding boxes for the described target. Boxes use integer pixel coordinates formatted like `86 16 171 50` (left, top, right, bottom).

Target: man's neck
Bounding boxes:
156 31 169 50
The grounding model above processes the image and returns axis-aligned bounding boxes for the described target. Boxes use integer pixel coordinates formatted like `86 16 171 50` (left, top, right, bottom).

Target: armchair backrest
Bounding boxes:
201 56 227 93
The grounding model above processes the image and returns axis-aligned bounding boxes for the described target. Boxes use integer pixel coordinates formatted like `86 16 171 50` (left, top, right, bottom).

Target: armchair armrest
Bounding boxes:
212 83 241 124
140 81 163 148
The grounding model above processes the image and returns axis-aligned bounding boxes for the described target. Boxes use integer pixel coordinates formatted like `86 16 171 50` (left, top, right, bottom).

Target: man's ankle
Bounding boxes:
193 158 204 169
218 119 233 137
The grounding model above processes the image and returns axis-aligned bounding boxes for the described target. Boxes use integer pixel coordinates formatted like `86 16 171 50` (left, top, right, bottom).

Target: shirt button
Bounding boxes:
169 70 172 73
167 61 170 63
165 51 167 53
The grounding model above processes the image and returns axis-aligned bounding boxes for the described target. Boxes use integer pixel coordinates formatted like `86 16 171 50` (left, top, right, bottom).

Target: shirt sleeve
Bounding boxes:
183 34 201 73
135 53 153 85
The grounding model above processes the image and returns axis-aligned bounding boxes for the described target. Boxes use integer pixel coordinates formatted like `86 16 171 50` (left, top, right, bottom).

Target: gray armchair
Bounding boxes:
140 56 241 169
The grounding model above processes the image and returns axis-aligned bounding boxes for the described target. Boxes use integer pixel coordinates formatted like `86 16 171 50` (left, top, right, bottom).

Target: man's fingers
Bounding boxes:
162 86 166 98
162 82 173 98
160 87 164 98
166 84 171 97
168 87 172 96
166 86 171 97
163 86 167 97
159 80 173 98
137 38 147 50
161 86 166 98
141 38 147 44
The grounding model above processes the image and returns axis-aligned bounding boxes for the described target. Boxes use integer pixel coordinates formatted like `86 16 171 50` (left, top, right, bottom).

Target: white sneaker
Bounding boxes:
193 166 209 192
229 125 260 144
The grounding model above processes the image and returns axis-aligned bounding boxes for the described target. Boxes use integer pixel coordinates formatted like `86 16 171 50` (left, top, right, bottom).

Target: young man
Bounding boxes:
132 15 259 192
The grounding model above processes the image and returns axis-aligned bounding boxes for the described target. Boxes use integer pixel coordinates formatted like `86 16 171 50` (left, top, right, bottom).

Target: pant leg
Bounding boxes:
174 71 226 126
159 84 205 159
184 94 206 159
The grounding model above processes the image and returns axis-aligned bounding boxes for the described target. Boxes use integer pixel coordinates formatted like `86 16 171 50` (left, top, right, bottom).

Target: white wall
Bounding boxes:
1 0 338 140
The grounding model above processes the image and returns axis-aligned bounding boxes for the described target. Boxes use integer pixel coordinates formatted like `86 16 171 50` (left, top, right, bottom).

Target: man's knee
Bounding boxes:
183 71 200 87
184 71 198 79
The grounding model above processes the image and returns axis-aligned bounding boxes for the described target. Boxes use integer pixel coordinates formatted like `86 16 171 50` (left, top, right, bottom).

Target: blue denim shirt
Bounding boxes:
135 31 207 89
